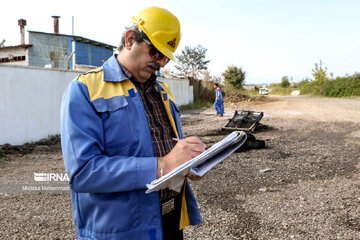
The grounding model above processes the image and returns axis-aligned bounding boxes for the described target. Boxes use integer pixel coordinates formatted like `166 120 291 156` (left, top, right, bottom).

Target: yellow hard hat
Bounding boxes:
132 7 181 61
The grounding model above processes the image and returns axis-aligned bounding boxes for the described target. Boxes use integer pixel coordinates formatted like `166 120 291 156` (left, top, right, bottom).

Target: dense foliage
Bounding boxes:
272 62 360 97
280 76 290 88
299 73 360 97
222 65 246 93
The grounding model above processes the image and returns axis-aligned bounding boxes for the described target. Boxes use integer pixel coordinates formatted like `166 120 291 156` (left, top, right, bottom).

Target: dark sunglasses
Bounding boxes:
143 39 170 64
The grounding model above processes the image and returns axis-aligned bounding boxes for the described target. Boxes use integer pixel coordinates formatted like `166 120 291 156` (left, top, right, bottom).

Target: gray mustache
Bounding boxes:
148 62 160 71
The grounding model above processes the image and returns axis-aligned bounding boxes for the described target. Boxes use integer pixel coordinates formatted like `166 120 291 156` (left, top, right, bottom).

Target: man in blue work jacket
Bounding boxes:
213 83 224 116
61 7 205 240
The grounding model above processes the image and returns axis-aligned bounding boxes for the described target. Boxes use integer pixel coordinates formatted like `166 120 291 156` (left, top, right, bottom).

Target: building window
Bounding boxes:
0 56 26 63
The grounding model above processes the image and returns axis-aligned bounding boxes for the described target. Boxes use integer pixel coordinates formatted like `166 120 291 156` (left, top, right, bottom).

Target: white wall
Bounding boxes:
159 77 194 106
0 65 81 145
0 65 193 145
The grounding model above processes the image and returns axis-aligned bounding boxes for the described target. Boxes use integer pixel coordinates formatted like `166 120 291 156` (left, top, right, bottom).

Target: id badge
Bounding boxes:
161 198 175 215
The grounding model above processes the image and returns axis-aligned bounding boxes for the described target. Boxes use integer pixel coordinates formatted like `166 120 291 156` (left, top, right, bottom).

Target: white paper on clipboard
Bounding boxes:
146 131 247 193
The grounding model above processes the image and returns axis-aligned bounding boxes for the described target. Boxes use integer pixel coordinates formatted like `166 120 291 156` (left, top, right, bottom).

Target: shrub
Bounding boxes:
223 65 246 91
300 73 360 97
280 76 290 88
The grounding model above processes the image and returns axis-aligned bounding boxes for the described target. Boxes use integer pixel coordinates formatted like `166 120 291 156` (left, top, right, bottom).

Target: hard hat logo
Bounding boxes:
167 38 176 48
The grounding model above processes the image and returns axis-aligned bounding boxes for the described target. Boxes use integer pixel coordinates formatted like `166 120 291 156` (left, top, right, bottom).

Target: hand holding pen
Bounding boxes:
157 136 206 178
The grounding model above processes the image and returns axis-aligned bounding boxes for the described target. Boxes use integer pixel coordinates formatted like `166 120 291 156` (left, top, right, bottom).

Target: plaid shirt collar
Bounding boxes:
120 64 133 79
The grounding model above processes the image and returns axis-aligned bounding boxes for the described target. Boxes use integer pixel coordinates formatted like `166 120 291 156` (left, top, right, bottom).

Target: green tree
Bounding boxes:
222 65 246 90
312 61 329 82
280 76 290 88
311 61 331 95
175 45 210 79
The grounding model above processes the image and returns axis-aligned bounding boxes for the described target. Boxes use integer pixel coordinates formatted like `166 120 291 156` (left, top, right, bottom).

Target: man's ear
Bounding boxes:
124 30 135 50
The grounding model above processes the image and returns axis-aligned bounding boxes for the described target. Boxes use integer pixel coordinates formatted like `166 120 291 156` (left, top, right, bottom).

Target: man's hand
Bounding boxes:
157 137 206 178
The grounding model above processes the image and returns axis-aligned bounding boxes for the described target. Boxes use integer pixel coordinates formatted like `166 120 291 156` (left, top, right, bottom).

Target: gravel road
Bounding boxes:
1 96 359 239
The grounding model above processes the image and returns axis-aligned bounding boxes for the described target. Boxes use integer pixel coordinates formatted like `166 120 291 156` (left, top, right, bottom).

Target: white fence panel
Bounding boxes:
0 66 193 145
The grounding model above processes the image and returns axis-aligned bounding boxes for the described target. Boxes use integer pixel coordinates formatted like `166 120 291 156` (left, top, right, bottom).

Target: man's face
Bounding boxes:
126 31 168 83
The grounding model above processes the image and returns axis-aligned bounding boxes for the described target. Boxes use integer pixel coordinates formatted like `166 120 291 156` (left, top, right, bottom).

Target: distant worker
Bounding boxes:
213 83 224 116
61 7 206 240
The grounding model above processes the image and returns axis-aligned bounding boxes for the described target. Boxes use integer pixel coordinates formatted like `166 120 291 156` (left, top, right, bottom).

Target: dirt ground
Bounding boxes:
1 96 360 239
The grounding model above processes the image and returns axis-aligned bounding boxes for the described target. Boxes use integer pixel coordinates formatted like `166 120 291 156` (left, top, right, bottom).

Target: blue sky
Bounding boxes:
1 0 359 84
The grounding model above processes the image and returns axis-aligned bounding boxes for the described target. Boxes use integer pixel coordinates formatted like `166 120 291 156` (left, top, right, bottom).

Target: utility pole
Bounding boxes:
72 16 75 35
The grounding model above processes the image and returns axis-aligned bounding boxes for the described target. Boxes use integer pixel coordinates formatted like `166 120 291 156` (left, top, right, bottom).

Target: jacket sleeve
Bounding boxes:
60 80 157 193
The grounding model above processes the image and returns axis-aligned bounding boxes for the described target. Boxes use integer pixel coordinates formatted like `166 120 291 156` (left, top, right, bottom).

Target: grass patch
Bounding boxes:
223 86 260 98
269 85 298 96
0 149 5 158
179 100 212 111
240 89 260 98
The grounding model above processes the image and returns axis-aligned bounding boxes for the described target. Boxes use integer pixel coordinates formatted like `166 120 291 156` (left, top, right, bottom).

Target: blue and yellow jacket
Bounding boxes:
60 55 201 240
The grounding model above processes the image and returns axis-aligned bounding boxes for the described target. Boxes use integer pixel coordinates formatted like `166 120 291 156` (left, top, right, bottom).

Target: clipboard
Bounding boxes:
146 131 247 193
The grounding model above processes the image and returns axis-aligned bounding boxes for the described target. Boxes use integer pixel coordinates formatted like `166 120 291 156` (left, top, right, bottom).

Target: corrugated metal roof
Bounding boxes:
0 44 33 50
28 31 116 50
